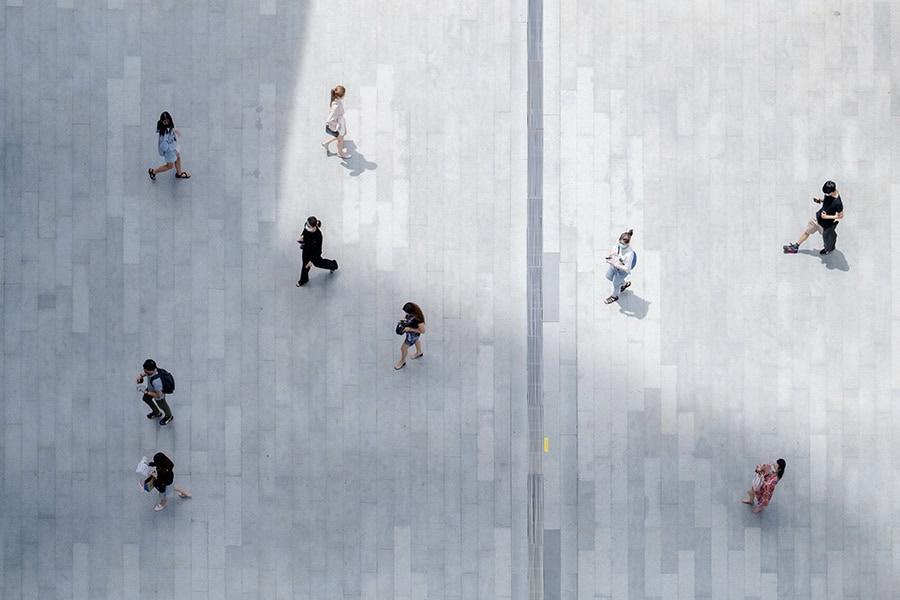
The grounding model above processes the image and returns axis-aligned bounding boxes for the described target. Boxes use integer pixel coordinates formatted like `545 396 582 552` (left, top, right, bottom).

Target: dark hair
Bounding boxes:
619 229 634 243
822 180 836 194
307 216 321 228
156 111 174 135
150 452 174 472
775 458 786 480
402 302 425 323
143 359 157 371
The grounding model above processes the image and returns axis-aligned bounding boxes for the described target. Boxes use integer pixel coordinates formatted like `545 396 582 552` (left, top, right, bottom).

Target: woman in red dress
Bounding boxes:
742 458 786 514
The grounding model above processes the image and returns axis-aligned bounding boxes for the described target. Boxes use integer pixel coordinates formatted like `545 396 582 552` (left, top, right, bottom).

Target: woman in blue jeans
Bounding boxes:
604 229 635 305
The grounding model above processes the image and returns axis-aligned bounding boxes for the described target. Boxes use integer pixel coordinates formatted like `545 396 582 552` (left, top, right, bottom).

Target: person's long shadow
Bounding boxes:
798 248 850 271
339 141 377 176
617 291 651 319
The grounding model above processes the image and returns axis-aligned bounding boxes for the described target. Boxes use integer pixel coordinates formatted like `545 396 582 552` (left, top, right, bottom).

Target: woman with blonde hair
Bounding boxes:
321 85 350 159
394 302 426 370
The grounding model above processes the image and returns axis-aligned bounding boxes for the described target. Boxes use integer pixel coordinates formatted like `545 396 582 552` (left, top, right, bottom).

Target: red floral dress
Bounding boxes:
752 463 780 507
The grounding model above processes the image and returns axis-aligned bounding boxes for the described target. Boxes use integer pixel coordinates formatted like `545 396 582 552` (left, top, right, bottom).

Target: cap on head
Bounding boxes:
822 180 836 194
143 358 157 371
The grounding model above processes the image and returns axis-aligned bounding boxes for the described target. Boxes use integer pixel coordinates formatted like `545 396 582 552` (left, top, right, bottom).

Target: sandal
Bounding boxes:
148 168 156 181
604 295 619 305
619 281 631 293
394 362 405 370
176 172 191 179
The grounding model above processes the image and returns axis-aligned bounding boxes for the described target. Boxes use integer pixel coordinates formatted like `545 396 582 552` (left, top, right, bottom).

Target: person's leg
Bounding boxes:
173 154 190 178
395 343 409 369
822 225 837 252
604 266 621 303
297 262 311 286
142 394 162 418
174 485 192 498
410 339 423 359
786 220 818 252
311 255 338 273
154 161 175 175
605 265 615 282
741 488 754 504
337 133 349 158
155 491 167 511
156 398 174 422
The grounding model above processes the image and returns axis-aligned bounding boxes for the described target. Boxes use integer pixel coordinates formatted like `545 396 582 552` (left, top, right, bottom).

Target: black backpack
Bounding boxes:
150 368 176 394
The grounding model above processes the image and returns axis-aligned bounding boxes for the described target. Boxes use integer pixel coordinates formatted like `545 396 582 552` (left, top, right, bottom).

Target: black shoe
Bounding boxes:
159 416 174 426
783 243 799 254
147 412 162 419
819 248 832 255
331 261 338 273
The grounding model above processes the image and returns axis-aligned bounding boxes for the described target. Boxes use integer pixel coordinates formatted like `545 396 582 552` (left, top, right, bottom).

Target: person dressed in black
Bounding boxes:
147 451 191 512
296 216 339 287
783 180 844 255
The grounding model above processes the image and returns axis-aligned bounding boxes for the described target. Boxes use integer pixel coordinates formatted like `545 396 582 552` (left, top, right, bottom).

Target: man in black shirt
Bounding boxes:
783 180 844 255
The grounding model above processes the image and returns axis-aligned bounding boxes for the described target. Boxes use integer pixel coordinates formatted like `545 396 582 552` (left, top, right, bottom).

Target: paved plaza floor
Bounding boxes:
1 1 898 599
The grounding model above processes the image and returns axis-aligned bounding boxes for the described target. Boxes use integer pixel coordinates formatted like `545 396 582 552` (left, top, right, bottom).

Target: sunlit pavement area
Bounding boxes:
1 1 897 599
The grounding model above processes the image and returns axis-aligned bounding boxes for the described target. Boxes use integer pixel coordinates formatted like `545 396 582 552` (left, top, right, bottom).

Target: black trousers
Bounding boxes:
299 255 338 284
142 393 173 418
822 224 838 252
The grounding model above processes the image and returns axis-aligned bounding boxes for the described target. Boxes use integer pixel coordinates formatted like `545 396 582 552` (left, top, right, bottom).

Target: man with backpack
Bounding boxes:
137 358 175 426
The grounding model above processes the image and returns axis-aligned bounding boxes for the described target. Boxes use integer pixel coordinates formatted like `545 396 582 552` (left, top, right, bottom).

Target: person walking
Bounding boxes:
604 229 636 305
394 302 426 370
148 111 190 180
321 85 351 159
741 458 786 514
296 216 339 287
136 359 175 426
146 452 191 512
783 180 844 255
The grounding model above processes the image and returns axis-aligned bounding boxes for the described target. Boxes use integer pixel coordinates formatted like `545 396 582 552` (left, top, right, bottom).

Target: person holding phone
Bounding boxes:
783 180 844 255
603 229 636 305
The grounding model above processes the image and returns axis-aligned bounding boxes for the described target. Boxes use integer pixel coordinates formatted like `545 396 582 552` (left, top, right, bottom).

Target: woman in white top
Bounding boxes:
321 85 350 159
604 229 635 304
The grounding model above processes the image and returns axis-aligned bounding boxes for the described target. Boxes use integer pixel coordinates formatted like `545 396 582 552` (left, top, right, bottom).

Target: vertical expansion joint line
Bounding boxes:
525 0 544 598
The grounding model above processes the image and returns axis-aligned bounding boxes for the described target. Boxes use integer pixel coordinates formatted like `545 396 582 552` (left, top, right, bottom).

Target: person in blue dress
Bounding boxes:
394 302 426 370
148 111 191 180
